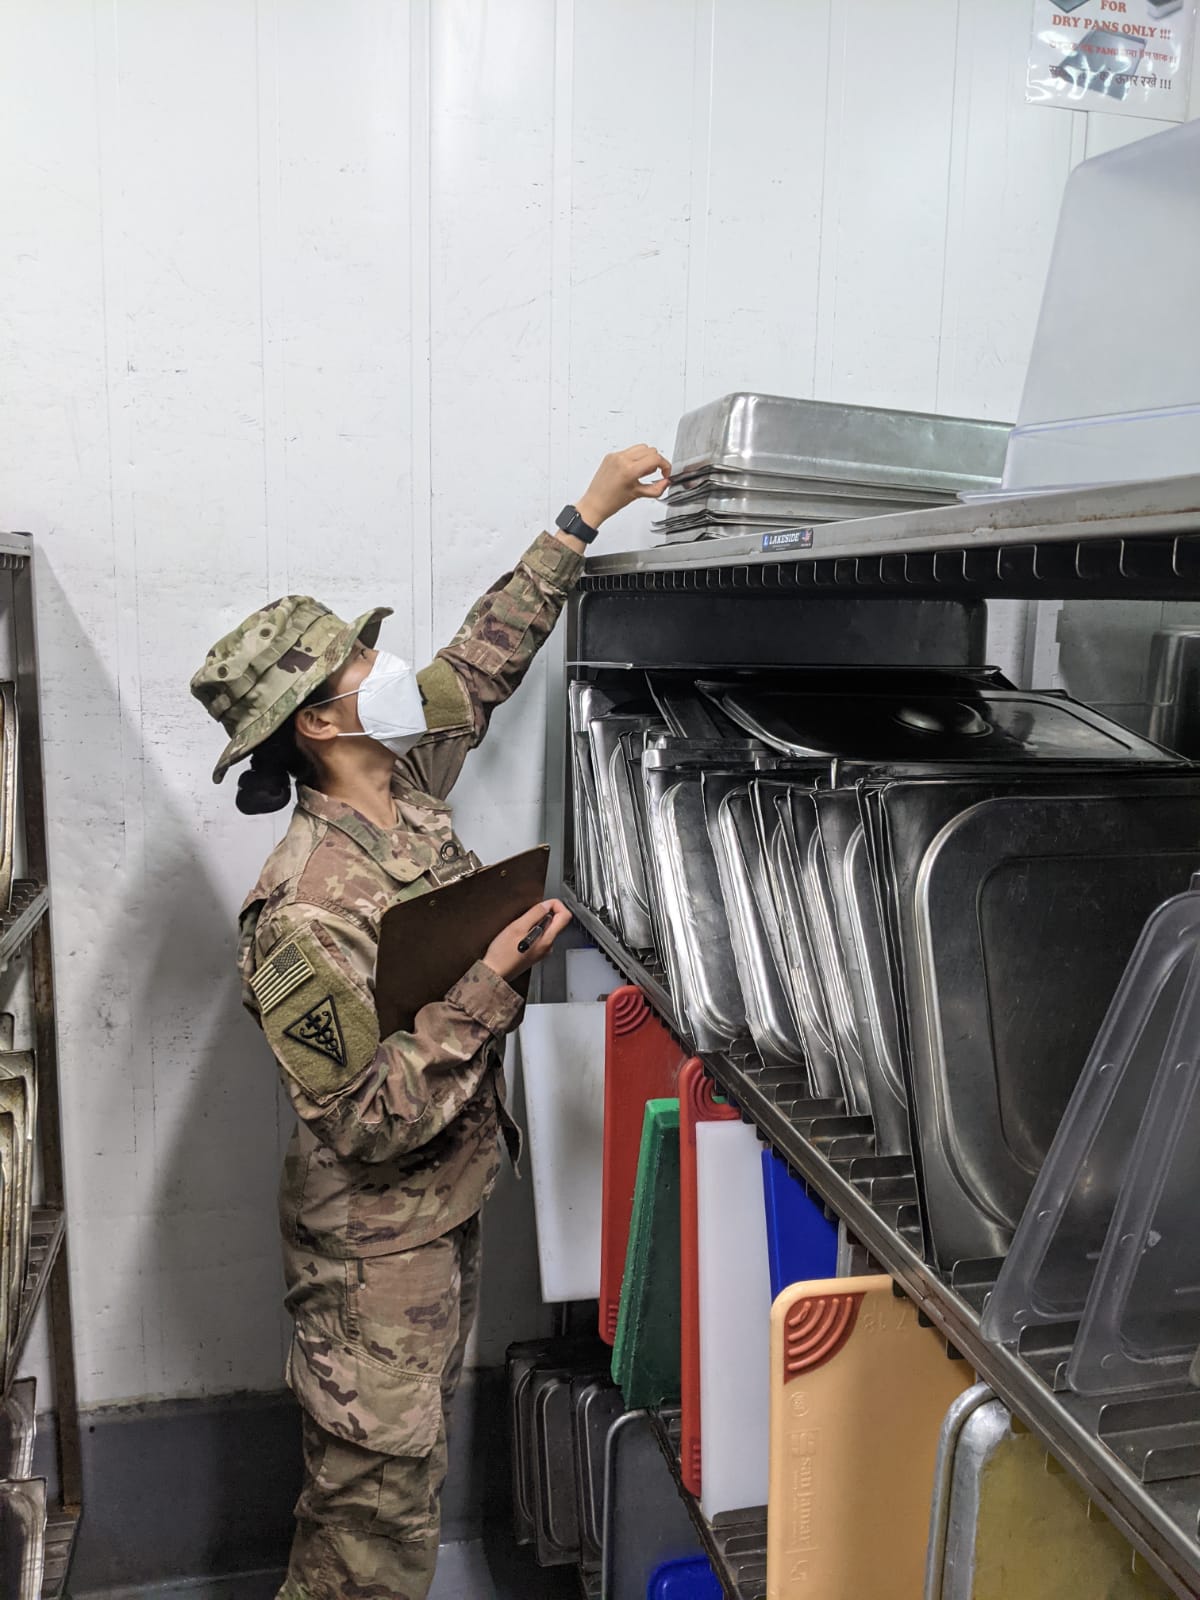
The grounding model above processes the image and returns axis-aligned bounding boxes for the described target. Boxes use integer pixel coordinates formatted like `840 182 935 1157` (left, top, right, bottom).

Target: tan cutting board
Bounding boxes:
768 1273 974 1600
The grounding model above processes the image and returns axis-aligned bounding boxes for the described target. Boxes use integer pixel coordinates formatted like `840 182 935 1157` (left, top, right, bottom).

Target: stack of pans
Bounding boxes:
654 394 1010 543
0 1015 35 1389
569 666 1200 1275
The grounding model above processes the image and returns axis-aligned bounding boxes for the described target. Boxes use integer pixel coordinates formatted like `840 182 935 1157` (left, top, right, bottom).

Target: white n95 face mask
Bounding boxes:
315 649 427 757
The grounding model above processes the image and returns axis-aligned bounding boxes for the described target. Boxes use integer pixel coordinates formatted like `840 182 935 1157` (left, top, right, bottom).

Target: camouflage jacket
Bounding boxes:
238 532 583 1258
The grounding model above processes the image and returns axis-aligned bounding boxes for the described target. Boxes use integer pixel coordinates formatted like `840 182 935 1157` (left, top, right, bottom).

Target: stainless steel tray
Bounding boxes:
602 1410 702 1600
815 792 910 1156
569 682 612 913
644 757 746 1051
706 778 807 1070
0 1047 33 1374
754 781 844 1101
572 1378 624 1564
925 1383 996 1600
884 777 1200 1269
0 684 17 916
573 733 608 914
658 516 844 543
0 1378 36 1482
666 471 952 507
700 684 1185 766
671 393 1009 491
926 1386 1171 1599
0 1476 46 1600
589 715 661 951
657 490 947 526
645 675 746 741
780 789 872 1115
621 731 670 961
532 1370 585 1565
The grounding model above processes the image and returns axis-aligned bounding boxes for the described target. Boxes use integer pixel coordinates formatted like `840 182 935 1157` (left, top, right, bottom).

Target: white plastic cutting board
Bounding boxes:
697 1117 772 1519
519 1002 606 1302
565 946 618 1002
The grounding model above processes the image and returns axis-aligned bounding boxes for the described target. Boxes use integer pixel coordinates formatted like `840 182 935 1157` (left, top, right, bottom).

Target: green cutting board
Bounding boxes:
612 1098 681 1408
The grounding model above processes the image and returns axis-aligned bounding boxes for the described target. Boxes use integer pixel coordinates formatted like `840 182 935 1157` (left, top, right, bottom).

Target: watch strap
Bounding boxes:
556 504 599 545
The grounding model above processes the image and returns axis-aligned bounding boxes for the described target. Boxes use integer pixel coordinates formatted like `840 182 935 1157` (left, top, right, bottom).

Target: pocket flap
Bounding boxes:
287 1322 442 1459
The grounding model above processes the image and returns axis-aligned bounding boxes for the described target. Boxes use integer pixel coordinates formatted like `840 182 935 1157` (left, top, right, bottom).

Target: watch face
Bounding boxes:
557 506 595 541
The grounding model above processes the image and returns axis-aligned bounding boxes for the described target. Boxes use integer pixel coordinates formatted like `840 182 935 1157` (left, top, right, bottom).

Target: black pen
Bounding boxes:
517 909 553 954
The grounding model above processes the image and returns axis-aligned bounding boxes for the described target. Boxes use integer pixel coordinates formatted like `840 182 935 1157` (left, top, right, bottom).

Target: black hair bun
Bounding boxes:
235 749 292 815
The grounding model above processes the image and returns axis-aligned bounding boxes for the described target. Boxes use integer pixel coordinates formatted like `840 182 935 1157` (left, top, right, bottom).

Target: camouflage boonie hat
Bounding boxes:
190 595 392 782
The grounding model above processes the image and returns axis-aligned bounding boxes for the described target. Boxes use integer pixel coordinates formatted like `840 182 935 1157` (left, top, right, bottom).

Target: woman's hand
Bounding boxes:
574 444 672 532
482 899 574 984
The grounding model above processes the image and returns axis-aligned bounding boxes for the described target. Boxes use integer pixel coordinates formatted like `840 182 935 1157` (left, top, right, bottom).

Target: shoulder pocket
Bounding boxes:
416 657 473 735
254 922 380 1104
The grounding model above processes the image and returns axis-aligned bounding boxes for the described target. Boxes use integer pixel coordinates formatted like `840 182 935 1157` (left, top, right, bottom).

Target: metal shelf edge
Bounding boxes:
41 1506 80 1600
563 890 1200 1600
0 529 33 565
582 474 1200 579
646 1408 766 1600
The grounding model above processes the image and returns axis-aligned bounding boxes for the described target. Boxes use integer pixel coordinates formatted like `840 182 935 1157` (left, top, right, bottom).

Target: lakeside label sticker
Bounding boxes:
761 528 815 553
1027 0 1197 121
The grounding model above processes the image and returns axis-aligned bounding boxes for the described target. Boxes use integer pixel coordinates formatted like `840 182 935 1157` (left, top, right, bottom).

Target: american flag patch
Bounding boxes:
251 939 315 1016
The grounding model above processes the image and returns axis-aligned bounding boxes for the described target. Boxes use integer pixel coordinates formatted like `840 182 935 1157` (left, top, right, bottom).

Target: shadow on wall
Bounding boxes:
35 559 297 1580
34 560 554 1579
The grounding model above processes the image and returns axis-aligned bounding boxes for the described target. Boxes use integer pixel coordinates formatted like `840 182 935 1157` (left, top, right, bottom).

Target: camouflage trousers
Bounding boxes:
276 1214 482 1600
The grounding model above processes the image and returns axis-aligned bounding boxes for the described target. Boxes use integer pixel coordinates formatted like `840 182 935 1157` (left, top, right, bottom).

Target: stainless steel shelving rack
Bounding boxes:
549 472 1200 1600
0 529 82 1597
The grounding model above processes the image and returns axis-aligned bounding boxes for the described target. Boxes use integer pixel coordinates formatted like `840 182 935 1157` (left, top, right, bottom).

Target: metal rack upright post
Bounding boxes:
1 528 82 1597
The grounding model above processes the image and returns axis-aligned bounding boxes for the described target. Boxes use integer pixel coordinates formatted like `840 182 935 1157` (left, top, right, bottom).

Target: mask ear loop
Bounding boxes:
307 659 417 739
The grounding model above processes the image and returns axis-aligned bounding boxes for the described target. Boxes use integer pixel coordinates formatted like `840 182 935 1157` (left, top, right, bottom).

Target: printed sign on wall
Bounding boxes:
1027 0 1197 120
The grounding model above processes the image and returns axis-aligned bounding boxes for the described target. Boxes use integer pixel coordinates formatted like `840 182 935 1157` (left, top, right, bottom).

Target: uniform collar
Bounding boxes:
297 782 439 886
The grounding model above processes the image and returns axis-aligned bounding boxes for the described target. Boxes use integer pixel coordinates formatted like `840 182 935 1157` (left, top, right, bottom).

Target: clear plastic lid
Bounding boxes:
1018 119 1200 428
1001 406 1200 493
982 882 1200 1348
1067 906 1200 1394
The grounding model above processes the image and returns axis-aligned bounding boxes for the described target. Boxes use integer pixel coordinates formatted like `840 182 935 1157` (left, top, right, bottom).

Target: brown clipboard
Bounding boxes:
375 844 551 1036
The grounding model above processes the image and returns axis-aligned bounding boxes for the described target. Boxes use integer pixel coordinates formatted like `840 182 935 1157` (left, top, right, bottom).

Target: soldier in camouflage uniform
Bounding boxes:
190 445 670 1600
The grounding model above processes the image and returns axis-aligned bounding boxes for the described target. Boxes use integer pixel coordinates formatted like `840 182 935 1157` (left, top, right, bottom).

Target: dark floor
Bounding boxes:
72 1533 581 1600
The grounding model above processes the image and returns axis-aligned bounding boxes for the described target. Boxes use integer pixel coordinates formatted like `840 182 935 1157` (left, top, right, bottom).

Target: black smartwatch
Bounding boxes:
556 504 600 545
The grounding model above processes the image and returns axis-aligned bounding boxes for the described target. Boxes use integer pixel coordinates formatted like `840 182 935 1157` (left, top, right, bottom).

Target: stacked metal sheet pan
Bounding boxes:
569 666 1200 1278
0 1378 42 1600
0 1018 35 1390
0 684 17 916
653 395 1010 544
924 1385 1171 1599
506 1338 623 1578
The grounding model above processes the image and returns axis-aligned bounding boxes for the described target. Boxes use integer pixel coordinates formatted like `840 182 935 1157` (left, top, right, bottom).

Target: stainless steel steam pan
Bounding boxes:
672 393 1009 491
882 776 1200 1269
705 777 807 1071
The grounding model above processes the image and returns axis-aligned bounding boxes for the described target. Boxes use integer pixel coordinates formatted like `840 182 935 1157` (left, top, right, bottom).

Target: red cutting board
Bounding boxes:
599 988 686 1345
679 1056 739 1498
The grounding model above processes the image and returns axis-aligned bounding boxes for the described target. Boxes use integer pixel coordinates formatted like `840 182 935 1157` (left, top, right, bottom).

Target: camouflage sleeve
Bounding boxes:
395 530 583 801
251 904 521 1164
